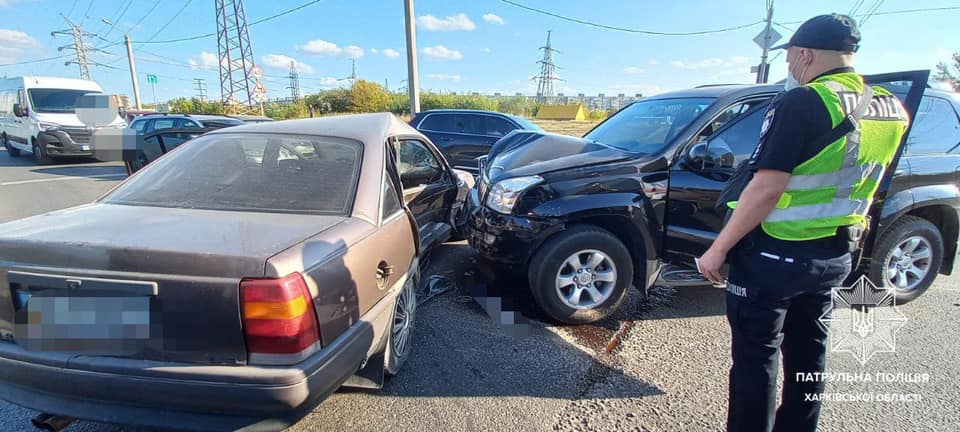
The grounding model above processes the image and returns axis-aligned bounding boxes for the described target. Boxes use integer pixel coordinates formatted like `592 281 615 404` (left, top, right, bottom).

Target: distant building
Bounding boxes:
536 104 587 121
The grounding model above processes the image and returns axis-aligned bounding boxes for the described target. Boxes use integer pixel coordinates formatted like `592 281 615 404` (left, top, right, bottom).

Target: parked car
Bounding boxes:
127 113 244 135
467 71 959 324
0 76 126 164
0 113 472 431
123 126 217 174
122 109 157 124
229 114 276 124
410 109 543 174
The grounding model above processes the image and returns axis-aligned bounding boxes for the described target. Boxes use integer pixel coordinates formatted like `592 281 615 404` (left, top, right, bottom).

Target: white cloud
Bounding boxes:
670 56 750 70
260 54 314 74
647 60 660 65
480 48 492 54
382 48 401 59
0 0 17 7
417 13 476 31
482 13 505 25
297 39 365 59
422 45 463 60
0 29 41 64
188 51 219 71
426 73 462 82
624 66 645 74
369 48 379 54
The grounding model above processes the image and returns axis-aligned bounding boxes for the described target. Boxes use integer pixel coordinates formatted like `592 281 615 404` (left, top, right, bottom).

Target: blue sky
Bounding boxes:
1 0 957 103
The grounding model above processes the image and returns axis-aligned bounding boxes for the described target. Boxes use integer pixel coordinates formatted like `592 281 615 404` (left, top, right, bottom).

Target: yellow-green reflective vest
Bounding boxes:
731 72 909 241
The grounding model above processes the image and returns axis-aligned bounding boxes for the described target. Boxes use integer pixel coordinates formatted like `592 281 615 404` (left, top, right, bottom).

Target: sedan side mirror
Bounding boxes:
12 103 26 118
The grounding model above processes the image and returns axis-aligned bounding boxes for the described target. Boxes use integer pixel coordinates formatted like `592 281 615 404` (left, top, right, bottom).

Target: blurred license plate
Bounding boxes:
14 296 151 353
80 145 91 151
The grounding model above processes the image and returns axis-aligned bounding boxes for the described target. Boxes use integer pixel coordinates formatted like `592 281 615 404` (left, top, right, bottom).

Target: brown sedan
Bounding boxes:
0 113 472 431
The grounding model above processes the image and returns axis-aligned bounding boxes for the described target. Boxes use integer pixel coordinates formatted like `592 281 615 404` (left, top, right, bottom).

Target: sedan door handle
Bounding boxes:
377 262 395 278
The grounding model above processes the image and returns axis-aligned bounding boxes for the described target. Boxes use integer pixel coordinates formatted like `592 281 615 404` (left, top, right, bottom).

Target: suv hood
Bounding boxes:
486 131 634 181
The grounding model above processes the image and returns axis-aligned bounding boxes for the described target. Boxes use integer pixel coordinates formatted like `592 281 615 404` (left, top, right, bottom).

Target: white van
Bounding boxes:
0 76 124 164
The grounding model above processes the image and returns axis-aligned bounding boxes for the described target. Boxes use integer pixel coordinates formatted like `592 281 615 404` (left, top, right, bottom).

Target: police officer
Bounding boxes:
696 14 910 432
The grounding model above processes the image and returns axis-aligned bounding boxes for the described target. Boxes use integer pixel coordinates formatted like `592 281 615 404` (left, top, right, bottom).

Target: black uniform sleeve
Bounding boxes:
750 87 827 173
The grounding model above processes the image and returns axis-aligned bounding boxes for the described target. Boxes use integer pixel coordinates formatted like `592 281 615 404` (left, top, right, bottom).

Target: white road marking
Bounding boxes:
0 173 126 186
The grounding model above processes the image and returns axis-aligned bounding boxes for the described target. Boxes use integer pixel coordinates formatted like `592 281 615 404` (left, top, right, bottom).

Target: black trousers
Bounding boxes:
725 232 852 432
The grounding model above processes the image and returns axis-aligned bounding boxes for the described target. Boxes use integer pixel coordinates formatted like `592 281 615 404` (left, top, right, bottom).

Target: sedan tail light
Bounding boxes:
240 273 320 364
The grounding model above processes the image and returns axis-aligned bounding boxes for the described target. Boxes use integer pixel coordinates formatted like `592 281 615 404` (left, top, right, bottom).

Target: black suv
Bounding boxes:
467 71 960 324
410 109 543 174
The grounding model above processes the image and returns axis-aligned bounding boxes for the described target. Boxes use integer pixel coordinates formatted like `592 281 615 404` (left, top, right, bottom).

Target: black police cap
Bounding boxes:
772 14 861 52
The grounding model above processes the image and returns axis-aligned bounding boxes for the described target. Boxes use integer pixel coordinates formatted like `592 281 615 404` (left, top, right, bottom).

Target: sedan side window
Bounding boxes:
397 140 444 190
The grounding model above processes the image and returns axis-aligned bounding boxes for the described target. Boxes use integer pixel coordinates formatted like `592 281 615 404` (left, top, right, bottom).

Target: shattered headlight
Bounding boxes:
485 175 543 215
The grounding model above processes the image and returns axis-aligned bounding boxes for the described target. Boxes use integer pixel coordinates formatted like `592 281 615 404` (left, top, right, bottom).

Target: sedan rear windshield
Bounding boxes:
585 98 714 153
103 133 363 215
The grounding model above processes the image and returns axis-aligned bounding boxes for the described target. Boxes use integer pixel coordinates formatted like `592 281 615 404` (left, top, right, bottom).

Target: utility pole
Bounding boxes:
403 0 421 114
52 16 94 80
534 30 561 104
215 0 258 113
193 78 208 102
287 61 301 102
756 1 775 84
124 34 142 110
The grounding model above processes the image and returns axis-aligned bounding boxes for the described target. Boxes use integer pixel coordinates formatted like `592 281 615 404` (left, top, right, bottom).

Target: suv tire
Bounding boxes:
2 134 21 157
529 225 633 324
32 140 53 165
868 215 943 304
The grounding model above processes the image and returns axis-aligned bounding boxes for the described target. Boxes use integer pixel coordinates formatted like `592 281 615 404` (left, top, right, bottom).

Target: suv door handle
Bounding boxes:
893 169 906 177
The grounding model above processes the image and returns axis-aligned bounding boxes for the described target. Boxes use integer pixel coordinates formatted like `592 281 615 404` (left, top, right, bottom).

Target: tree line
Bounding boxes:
167 79 608 121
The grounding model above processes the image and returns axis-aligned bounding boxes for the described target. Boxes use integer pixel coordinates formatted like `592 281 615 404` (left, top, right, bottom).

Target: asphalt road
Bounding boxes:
0 148 957 432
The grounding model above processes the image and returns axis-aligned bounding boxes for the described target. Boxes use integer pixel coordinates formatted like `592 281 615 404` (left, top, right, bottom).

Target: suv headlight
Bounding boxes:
37 122 60 132
485 175 543 214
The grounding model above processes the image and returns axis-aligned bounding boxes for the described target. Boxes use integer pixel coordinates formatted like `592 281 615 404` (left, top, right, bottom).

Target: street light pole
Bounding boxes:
403 0 421 115
124 34 143 110
757 2 774 84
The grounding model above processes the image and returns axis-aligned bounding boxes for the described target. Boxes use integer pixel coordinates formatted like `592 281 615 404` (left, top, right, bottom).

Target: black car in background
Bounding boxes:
410 109 543 173
468 70 960 324
124 127 217 174
128 113 244 135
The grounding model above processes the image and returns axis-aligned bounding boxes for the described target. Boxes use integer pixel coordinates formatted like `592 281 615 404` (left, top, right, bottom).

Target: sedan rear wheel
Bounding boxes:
385 275 417 376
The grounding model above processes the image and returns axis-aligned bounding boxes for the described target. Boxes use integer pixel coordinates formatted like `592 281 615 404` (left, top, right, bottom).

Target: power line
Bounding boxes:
0 54 73 67
135 0 340 44
778 6 960 25
499 0 765 35
144 0 195 43
849 0 866 16
102 0 135 39
859 0 886 26
66 0 78 18
130 0 164 34
78 0 94 26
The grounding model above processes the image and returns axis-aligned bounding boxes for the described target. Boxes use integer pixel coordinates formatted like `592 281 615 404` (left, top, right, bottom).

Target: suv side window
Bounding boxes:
152 118 176 131
396 139 444 189
142 119 156 134
177 118 200 128
905 96 960 155
454 114 484 135
485 116 517 137
130 118 148 133
696 99 769 142
707 103 769 167
419 114 453 132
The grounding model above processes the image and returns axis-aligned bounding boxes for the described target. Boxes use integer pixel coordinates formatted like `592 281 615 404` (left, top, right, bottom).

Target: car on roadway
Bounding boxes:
0 113 473 431
127 113 244 135
467 70 960 324
410 109 543 174
229 114 276 124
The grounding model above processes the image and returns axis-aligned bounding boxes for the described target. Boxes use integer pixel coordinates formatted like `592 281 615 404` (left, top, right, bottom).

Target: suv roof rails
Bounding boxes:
141 112 191 117
695 83 746 88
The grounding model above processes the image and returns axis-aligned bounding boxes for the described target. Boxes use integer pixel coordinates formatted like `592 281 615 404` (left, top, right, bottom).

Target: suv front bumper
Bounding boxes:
465 188 563 268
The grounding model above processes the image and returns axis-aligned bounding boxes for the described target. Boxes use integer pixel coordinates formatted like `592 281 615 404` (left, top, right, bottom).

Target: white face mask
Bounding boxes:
785 53 811 91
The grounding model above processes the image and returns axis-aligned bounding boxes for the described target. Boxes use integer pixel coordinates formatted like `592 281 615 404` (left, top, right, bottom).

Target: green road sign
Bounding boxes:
146 74 158 84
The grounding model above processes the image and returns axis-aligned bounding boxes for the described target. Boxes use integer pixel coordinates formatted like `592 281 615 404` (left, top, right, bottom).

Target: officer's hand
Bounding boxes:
698 246 726 283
